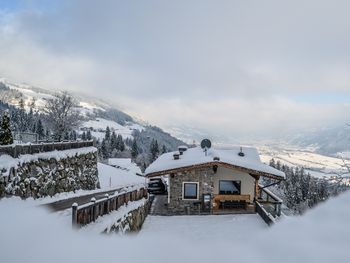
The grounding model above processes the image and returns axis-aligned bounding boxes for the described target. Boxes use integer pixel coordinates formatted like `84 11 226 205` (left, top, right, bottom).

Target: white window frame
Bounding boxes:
182 182 199 200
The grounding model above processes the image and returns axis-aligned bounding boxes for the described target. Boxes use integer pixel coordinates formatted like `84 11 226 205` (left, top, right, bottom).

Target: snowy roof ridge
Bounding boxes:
145 146 285 179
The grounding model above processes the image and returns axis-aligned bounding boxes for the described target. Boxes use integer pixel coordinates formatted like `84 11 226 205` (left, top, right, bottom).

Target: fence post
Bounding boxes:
91 197 97 221
105 194 110 213
72 203 78 228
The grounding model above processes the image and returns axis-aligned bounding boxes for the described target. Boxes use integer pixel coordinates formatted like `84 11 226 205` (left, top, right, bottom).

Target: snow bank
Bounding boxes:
98 163 146 189
1 191 349 263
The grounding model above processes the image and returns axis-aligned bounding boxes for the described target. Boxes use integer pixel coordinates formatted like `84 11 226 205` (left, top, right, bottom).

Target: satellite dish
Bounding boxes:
200 139 212 149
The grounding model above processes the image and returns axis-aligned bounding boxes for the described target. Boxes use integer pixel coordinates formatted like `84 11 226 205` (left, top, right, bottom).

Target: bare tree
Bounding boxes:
43 91 81 141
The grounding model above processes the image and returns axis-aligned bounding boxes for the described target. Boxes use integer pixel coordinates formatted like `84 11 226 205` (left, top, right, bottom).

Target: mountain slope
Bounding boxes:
0 78 186 152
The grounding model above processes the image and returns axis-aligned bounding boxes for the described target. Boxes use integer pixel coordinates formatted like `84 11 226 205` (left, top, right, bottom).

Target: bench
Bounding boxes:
213 194 250 210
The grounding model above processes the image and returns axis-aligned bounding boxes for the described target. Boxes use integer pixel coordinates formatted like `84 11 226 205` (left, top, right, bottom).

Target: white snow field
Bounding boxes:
259 146 350 179
81 117 145 140
1 191 349 263
140 214 267 242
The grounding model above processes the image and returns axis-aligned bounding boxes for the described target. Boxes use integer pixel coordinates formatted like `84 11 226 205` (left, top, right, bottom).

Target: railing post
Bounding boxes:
91 197 97 222
105 194 110 213
72 202 78 228
277 202 281 217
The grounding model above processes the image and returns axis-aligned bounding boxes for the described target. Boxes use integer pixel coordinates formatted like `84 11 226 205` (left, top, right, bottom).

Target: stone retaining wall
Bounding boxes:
105 200 150 234
0 148 99 199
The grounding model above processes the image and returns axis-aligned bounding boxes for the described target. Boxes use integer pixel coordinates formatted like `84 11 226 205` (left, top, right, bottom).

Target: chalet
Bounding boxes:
145 140 285 219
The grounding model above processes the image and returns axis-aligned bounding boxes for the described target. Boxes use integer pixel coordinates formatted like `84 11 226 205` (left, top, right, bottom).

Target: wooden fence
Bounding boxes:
72 188 148 227
0 141 94 158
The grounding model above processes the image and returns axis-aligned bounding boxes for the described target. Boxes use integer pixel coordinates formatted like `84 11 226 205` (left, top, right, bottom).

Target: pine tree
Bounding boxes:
64 131 69 140
131 139 139 159
150 139 159 162
69 130 77 141
35 119 45 140
81 131 86 140
100 139 109 159
0 113 13 145
161 145 167 154
45 130 50 140
86 130 92 140
110 131 117 149
105 126 111 141
117 134 125 151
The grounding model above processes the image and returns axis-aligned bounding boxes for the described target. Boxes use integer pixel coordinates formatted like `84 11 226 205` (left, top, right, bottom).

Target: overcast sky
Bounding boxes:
0 0 349 142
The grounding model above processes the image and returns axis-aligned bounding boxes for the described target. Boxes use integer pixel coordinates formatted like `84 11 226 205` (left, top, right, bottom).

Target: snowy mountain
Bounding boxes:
289 125 350 156
2 77 349 179
0 77 186 151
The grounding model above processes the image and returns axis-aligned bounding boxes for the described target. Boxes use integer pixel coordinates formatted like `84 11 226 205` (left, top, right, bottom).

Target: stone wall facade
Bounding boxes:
168 167 215 215
0 149 99 199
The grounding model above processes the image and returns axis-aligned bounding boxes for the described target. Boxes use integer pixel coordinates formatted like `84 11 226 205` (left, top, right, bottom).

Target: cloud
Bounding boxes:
0 0 349 140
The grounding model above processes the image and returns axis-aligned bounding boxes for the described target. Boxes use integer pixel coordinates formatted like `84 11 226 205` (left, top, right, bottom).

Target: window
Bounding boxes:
219 180 241 195
183 182 199 200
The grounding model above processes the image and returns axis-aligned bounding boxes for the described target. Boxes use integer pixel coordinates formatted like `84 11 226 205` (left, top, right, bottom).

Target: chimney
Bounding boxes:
173 152 180 160
178 146 188 155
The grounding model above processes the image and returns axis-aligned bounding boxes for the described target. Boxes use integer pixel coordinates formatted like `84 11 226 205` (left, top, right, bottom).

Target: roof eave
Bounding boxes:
145 161 285 181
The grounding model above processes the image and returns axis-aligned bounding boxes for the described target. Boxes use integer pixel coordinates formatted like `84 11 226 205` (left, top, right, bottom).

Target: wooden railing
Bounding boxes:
256 185 283 225
257 186 282 217
256 202 275 226
72 188 148 227
0 141 94 158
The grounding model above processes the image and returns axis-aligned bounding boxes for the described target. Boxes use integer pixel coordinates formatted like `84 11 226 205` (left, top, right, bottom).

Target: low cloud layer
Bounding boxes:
0 0 349 141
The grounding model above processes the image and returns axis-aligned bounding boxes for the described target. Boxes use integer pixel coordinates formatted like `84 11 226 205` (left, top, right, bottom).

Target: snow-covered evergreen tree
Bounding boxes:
131 139 139 159
86 130 92 140
0 112 13 145
266 158 347 214
105 126 111 141
35 119 45 140
150 139 159 162
116 134 125 151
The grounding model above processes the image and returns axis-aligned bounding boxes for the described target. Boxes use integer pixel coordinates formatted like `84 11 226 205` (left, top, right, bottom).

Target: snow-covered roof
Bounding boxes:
145 146 285 179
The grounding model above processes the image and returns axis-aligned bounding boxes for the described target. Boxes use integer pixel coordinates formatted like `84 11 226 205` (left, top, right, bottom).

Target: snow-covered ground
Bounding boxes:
81 117 145 140
140 214 267 242
1 191 349 263
98 163 146 189
259 145 350 179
